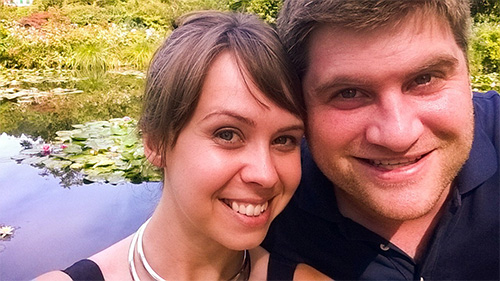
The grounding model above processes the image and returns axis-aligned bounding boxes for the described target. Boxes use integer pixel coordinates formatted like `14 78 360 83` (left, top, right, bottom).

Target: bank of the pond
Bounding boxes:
0 68 146 141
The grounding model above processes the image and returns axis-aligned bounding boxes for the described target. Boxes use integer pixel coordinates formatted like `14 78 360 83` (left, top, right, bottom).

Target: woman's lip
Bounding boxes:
219 198 273 229
221 199 269 217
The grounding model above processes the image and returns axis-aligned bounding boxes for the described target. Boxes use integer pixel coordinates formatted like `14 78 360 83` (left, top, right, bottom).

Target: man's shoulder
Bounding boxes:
473 90 500 109
458 90 499 193
472 90 499 141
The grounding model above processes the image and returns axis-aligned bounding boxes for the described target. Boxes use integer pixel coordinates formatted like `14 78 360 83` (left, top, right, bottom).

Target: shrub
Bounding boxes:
469 20 500 75
228 0 281 23
38 0 63 11
471 0 500 22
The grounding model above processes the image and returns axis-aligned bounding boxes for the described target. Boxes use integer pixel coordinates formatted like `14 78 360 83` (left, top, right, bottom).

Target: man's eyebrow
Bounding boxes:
310 76 369 96
202 110 256 126
413 54 460 74
309 54 460 96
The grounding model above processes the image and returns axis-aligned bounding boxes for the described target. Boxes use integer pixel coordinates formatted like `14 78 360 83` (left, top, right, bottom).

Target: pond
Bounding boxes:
0 133 161 280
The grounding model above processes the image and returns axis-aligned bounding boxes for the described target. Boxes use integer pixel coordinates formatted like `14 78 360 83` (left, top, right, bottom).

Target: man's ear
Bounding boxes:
143 135 163 167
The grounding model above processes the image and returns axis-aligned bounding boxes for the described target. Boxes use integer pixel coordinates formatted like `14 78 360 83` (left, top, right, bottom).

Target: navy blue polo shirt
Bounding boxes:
263 91 500 280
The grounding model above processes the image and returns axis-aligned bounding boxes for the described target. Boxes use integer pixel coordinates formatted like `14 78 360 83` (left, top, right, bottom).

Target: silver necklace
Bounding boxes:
128 218 250 281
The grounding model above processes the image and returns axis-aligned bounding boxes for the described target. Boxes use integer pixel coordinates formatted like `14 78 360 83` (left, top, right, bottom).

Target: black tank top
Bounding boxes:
62 255 297 280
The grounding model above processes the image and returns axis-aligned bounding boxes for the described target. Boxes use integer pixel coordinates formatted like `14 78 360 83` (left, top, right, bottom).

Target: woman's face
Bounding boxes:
160 51 304 250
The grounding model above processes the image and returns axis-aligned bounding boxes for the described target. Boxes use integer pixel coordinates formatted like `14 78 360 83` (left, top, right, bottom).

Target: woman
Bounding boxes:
36 11 328 280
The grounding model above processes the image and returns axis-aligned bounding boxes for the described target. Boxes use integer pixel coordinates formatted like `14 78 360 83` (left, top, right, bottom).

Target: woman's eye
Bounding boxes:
217 130 234 141
213 128 243 146
415 74 432 85
272 135 299 149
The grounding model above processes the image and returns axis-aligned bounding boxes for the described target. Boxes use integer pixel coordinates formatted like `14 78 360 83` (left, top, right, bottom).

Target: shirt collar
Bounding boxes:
455 112 497 195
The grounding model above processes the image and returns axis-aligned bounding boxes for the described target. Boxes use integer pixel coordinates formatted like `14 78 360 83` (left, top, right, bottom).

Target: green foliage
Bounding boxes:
0 4 36 21
471 72 500 92
228 0 281 23
119 28 163 70
61 0 230 29
469 21 500 75
38 0 63 11
73 41 109 78
471 0 500 22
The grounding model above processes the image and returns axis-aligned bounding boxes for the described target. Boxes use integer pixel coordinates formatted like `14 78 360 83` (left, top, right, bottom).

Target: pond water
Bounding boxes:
0 133 161 280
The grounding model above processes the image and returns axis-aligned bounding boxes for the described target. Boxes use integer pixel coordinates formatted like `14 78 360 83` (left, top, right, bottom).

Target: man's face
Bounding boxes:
303 15 474 223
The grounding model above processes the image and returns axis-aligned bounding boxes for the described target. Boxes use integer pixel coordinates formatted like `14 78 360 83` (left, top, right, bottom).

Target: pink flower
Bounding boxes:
123 116 131 121
61 144 68 149
42 144 51 155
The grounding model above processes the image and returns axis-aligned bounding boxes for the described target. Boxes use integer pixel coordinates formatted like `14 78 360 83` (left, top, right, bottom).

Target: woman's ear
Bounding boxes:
143 135 164 167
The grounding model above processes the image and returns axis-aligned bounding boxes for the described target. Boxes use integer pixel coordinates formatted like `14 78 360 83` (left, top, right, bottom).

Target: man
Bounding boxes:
263 0 500 280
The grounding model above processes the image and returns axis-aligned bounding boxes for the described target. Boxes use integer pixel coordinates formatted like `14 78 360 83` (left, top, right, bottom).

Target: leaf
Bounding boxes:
93 159 115 167
63 144 83 154
72 133 89 141
42 158 72 170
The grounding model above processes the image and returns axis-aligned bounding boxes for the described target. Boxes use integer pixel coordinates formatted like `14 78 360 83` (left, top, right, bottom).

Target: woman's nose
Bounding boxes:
239 146 279 188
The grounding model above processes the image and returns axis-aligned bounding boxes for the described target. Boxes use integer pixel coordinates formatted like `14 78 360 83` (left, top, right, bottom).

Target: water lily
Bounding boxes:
0 225 15 239
42 144 52 155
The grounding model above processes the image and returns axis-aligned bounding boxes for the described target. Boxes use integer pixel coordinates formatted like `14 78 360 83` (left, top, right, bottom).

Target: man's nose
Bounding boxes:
365 92 424 152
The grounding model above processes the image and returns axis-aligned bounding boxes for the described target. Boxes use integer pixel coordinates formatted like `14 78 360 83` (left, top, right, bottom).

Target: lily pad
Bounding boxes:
11 117 161 185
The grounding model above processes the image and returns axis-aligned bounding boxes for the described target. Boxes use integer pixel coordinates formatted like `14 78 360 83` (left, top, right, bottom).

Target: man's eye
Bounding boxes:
339 89 358 98
415 74 432 85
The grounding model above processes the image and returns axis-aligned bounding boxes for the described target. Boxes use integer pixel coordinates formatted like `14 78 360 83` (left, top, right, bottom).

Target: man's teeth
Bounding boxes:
230 201 268 217
370 156 422 169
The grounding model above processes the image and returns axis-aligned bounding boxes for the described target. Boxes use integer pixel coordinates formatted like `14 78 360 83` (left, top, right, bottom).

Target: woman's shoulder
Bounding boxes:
34 270 73 281
89 234 133 280
35 235 133 281
294 263 332 280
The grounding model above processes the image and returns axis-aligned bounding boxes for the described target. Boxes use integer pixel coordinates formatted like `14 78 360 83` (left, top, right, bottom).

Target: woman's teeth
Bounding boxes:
225 200 269 217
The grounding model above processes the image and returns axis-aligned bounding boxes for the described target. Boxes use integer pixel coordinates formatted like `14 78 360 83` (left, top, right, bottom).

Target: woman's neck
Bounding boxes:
136 204 246 281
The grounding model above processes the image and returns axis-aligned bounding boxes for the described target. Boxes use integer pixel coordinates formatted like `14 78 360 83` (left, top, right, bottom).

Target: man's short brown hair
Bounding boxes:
278 0 472 77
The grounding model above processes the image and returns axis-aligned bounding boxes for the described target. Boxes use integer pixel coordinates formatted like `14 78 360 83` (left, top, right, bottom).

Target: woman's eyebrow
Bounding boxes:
202 110 256 126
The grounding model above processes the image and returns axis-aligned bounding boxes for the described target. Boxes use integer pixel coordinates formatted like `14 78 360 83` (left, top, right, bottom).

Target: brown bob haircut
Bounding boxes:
277 0 472 78
139 11 304 163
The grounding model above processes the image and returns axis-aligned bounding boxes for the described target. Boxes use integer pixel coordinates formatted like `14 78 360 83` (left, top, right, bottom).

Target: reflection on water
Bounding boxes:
0 133 161 280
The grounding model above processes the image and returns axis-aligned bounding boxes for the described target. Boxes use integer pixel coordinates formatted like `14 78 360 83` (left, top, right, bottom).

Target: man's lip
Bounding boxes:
355 151 433 170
